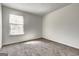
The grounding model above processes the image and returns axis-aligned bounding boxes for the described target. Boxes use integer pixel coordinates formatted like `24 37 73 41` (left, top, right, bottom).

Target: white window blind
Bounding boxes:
9 14 24 35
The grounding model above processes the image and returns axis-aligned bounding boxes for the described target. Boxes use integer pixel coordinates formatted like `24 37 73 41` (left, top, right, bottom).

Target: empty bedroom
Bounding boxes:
0 3 79 56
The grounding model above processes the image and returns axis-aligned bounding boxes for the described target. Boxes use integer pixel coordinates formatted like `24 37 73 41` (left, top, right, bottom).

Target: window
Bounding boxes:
9 14 24 35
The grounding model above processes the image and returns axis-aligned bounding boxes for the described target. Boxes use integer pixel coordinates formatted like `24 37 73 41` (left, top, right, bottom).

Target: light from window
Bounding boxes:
9 14 24 35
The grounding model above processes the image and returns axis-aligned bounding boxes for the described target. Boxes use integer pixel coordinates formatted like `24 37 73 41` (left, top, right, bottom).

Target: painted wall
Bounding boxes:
43 4 79 49
2 6 42 45
0 4 2 47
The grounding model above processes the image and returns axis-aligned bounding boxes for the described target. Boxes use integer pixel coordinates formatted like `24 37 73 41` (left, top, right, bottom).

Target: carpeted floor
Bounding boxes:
0 38 79 56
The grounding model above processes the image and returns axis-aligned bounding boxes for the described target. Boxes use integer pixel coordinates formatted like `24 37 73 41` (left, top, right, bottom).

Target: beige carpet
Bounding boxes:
0 38 79 56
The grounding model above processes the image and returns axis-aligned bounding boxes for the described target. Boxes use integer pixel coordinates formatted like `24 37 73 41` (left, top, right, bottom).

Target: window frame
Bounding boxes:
9 14 24 35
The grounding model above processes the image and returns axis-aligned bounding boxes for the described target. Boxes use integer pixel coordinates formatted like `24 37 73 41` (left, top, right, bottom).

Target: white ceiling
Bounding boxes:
2 3 71 16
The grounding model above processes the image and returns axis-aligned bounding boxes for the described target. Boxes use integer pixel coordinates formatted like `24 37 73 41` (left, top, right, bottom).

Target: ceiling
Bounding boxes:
2 3 71 16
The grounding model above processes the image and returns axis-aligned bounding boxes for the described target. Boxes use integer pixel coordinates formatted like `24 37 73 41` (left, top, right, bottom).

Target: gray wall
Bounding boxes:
0 4 2 47
43 4 79 49
2 6 42 45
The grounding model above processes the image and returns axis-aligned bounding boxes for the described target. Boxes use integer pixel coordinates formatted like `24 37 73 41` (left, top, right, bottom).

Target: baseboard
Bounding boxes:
43 36 79 49
3 37 43 47
2 36 79 49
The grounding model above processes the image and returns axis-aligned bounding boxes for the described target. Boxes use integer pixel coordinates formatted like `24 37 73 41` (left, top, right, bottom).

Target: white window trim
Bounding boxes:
9 14 24 35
